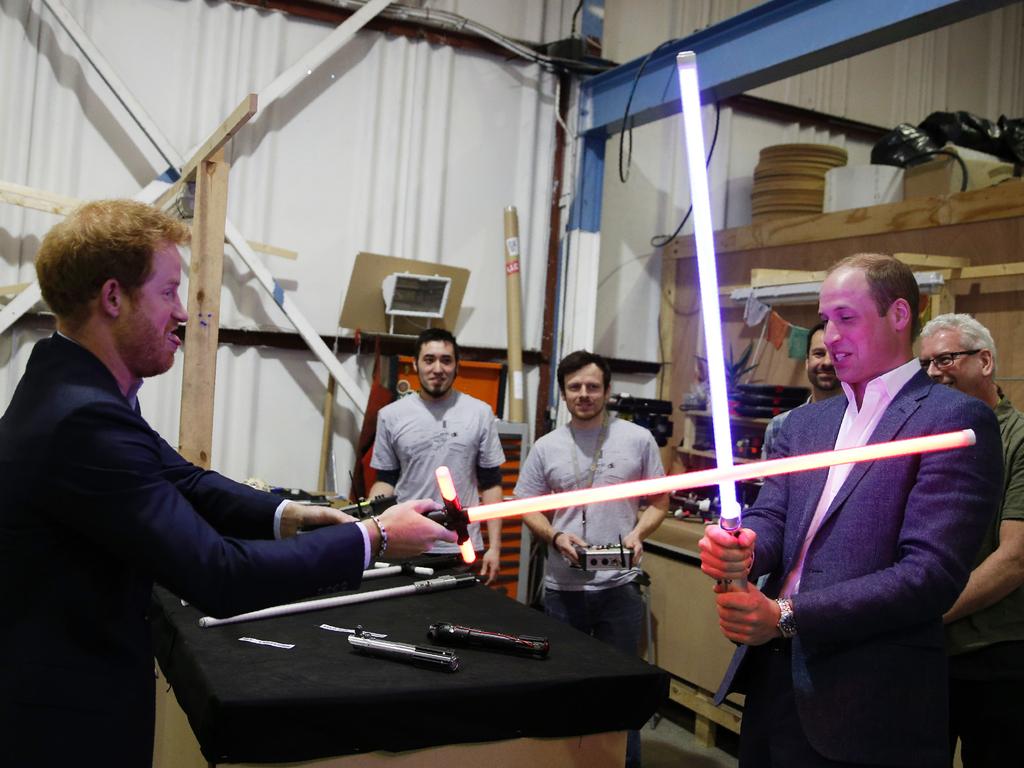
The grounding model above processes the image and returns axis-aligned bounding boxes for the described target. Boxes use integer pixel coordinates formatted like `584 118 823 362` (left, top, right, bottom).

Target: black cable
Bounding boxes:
650 100 721 248
903 149 969 192
571 0 584 38
618 38 680 183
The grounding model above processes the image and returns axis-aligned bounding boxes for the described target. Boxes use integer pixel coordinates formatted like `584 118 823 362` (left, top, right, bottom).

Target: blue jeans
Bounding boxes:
544 583 644 767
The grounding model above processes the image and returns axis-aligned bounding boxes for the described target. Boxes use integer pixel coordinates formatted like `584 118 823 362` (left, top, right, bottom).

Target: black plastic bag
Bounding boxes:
871 123 941 167
918 111 1004 158
998 116 1024 164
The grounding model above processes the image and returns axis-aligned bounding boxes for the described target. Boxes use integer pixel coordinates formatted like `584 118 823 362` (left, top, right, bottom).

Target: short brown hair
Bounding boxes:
35 199 190 326
828 253 921 339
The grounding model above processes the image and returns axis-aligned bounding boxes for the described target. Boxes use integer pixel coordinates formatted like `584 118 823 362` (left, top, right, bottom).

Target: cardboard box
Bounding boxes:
903 144 1014 199
824 165 903 212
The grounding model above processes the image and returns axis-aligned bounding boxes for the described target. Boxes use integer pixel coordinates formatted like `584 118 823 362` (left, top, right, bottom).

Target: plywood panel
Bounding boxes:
645 521 737 695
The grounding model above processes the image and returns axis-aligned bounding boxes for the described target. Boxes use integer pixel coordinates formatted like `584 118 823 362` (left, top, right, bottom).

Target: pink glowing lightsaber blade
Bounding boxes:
456 429 975 524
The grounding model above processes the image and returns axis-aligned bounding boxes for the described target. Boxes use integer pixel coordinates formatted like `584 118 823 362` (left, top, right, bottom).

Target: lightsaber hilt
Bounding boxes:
717 510 748 591
428 621 550 658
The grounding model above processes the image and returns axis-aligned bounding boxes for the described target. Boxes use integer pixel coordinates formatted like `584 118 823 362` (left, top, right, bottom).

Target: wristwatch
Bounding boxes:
775 598 797 639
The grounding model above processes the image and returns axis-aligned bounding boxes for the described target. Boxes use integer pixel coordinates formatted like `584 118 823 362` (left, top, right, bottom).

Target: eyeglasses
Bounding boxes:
919 349 981 370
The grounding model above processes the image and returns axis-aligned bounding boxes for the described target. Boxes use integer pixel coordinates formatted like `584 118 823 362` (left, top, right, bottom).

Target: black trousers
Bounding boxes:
739 640 875 768
949 675 1023 768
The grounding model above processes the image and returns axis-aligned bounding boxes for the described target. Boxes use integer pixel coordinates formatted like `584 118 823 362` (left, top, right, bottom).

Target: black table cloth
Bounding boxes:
151 572 668 764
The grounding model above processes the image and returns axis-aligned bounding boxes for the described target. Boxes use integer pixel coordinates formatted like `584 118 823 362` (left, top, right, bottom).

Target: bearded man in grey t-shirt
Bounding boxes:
369 328 505 584
516 350 667 768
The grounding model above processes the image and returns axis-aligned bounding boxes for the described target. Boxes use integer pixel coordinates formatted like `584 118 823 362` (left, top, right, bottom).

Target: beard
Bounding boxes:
115 315 177 380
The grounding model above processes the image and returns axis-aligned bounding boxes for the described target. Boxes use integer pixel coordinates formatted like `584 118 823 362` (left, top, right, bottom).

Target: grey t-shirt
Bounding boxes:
514 416 664 590
371 390 505 552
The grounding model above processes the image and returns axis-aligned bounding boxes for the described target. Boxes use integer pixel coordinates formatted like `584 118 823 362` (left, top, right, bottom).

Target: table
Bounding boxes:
151 571 668 765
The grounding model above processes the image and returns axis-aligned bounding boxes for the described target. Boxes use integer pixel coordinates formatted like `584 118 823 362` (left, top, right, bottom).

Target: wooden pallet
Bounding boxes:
668 677 742 749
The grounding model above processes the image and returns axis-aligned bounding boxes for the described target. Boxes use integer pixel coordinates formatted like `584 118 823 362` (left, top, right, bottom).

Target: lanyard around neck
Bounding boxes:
569 413 609 535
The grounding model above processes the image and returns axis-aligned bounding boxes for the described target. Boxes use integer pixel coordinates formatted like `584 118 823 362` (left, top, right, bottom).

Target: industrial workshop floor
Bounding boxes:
641 702 738 768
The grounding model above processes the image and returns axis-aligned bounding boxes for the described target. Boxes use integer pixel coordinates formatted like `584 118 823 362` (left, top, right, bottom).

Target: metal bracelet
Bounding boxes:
370 515 388 560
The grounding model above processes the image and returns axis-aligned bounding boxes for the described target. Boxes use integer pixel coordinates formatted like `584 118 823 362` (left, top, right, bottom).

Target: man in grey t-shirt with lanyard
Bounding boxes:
516 350 667 768
369 328 505 584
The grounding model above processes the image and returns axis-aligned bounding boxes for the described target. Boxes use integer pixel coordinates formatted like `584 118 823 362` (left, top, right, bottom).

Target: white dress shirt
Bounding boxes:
780 358 920 597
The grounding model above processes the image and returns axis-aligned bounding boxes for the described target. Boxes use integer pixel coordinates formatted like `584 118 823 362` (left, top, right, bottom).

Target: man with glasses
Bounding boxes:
920 313 1024 768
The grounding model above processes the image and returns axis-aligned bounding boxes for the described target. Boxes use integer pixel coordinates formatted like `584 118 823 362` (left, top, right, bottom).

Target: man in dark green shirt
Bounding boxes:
920 313 1024 768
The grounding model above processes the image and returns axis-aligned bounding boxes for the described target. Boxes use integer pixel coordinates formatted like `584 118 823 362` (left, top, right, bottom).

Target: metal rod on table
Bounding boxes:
199 574 476 628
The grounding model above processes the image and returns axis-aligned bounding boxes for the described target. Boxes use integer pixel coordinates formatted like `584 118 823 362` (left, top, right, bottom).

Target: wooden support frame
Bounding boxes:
0 283 31 298
152 95 257 212
8 0 396 418
0 283 43 337
668 677 742 749
178 148 231 469
0 181 80 217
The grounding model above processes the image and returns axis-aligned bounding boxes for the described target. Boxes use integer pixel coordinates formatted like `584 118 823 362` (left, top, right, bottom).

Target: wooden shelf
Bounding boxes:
682 409 773 426
667 180 1024 260
676 447 759 464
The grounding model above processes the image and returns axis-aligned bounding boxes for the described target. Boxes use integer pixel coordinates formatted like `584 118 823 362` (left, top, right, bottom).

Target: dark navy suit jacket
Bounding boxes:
716 370 1002 767
0 335 367 766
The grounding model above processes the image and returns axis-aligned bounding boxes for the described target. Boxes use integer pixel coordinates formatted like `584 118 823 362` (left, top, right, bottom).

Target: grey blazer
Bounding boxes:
716 370 1002 766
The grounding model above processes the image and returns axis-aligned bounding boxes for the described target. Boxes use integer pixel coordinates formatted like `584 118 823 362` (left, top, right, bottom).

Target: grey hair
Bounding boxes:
920 313 997 373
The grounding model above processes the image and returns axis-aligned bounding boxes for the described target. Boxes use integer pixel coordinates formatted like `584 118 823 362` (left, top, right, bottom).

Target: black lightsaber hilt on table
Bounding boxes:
428 622 550 658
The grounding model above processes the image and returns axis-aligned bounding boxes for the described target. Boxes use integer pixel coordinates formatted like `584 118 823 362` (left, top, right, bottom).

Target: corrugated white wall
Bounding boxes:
0 0 564 492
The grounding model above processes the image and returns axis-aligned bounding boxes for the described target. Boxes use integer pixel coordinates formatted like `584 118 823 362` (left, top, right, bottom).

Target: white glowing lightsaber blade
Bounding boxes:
462 429 975 523
675 51 741 529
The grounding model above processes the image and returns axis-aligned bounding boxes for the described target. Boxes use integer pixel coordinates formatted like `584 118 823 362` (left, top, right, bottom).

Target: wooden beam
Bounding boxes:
0 283 31 298
225 219 367 414
153 94 257 211
668 677 742 749
958 261 1024 280
948 261 1024 296
0 180 81 216
247 240 298 260
750 268 821 287
39 0 180 171
318 376 337 492
178 149 230 469
928 286 956 318
258 0 392 108
892 252 971 269
657 251 676 401
0 283 43 336
668 181 1024 259
750 255 971 289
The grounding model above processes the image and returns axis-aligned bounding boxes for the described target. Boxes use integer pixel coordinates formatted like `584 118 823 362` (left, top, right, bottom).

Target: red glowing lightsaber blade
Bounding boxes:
435 466 477 564
459 429 975 524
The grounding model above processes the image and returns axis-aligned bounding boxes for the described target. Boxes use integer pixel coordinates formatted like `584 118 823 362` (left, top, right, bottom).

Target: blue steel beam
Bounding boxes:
581 0 1019 137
